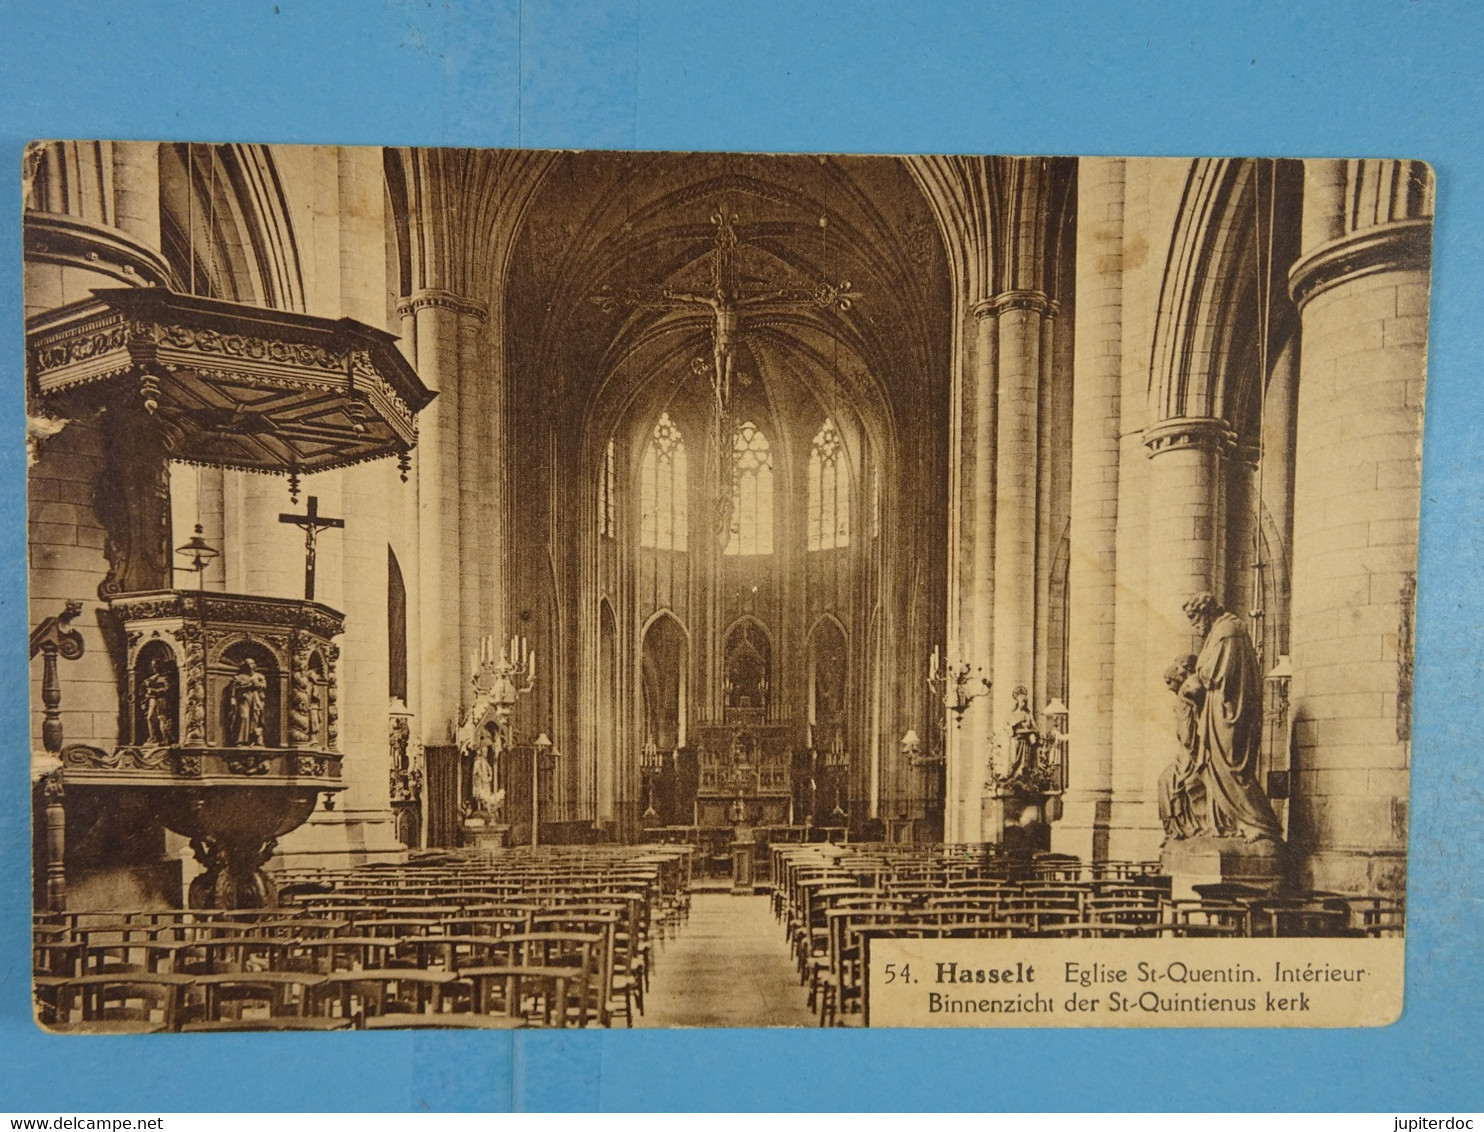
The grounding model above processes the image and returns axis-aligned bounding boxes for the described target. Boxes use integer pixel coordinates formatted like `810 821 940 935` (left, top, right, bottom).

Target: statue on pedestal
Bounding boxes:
989 684 1042 794
469 734 505 816
1004 685 1039 785
1181 592 1283 842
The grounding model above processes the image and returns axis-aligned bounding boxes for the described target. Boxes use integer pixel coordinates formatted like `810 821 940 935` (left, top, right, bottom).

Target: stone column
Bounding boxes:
1119 415 1230 855
1286 160 1431 896
401 289 491 743
406 295 461 743
946 303 996 843
396 305 424 729
110 142 161 250
457 304 486 687
988 290 1047 800
333 145 396 837
1058 157 1124 860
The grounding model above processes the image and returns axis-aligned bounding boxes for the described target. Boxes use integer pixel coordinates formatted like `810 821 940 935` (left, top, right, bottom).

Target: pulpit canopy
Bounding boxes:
26 286 436 476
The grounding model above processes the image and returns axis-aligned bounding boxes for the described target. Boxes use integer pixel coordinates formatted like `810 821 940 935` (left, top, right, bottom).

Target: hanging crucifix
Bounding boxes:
278 495 345 601
592 201 861 541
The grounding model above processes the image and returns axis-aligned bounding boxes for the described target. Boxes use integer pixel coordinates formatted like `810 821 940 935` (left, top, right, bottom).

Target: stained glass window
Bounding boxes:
640 412 687 550
727 420 774 555
808 418 850 551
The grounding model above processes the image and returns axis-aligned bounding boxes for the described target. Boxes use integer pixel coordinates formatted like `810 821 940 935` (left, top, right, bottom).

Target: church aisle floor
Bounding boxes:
638 891 817 1027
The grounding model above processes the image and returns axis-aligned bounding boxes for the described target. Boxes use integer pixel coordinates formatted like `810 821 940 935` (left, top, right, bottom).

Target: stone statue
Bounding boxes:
225 658 267 747
1157 655 1205 840
141 656 176 746
1002 685 1039 785
1182 592 1283 841
468 734 504 815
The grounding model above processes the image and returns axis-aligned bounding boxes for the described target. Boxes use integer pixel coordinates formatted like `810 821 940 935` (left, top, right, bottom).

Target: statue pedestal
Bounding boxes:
1160 834 1287 900
462 816 509 853
983 791 1051 851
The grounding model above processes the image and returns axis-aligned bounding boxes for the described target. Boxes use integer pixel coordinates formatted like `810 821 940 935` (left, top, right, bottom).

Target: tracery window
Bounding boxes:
727 420 774 556
640 413 688 551
808 418 850 551
599 437 616 538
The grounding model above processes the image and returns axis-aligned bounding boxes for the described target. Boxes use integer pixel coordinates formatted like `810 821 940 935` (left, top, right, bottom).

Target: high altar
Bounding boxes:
692 722 797 828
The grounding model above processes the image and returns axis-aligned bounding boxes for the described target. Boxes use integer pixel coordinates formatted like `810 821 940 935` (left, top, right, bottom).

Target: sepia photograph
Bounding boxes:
24 145 1428 1032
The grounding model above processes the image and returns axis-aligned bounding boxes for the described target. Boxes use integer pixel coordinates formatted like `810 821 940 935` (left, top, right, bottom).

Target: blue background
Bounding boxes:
1 0 1480 1111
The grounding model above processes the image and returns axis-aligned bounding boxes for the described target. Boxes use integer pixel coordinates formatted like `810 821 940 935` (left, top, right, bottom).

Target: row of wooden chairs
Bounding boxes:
35 844 694 1033
772 843 1405 1026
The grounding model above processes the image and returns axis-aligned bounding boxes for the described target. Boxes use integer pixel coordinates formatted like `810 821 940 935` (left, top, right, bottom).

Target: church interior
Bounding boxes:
25 145 1427 1029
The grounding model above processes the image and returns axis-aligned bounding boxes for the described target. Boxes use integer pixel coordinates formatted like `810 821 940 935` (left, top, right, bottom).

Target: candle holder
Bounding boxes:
926 647 991 726
641 735 664 821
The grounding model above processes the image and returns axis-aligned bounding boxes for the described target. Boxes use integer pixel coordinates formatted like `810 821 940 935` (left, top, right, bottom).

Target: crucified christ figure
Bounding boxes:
594 202 860 421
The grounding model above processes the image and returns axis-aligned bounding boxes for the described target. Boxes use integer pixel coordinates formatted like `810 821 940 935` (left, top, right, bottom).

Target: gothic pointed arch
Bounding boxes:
805 612 849 709
158 143 306 309
722 615 773 718
1148 158 1303 429
640 609 689 755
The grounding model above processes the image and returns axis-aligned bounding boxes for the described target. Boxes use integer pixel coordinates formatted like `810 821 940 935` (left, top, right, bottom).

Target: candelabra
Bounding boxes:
457 634 537 827
822 727 849 821
641 734 664 820
926 645 991 726
466 634 537 724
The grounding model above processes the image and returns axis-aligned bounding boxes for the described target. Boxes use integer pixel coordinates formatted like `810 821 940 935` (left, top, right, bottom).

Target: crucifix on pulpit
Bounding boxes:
277 496 344 601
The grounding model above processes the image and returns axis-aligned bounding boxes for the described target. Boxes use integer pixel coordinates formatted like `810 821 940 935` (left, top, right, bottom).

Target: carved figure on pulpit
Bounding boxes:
1157 655 1205 841
225 658 267 747
141 656 177 746
1182 592 1284 841
309 689 324 746
1002 685 1039 785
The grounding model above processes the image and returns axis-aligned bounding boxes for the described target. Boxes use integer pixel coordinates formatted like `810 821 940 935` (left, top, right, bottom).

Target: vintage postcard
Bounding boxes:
24 145 1427 1031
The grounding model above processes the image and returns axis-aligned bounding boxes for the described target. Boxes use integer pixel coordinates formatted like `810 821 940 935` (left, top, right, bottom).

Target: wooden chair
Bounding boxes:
39 972 192 1032
533 912 623 1027
315 968 462 1022
459 965 584 1028
285 936 403 974
185 971 328 1025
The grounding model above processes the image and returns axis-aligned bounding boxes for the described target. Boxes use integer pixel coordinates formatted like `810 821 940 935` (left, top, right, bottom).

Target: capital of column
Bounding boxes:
1142 416 1236 458
1287 218 1432 313
971 289 1057 320
1232 439 1262 470
395 288 490 323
